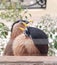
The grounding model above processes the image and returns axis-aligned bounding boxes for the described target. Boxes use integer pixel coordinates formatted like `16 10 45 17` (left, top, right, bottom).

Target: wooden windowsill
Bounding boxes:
0 56 57 65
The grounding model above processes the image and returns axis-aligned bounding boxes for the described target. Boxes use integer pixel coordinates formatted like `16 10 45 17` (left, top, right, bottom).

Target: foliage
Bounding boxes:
0 22 9 38
0 22 9 55
0 1 32 22
0 9 31 22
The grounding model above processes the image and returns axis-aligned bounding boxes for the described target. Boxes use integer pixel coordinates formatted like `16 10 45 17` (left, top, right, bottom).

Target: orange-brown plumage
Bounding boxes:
3 20 29 56
12 34 40 56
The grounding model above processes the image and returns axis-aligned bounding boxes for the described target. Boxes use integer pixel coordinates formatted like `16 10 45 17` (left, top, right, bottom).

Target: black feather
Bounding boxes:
25 27 48 39
24 26 48 55
11 20 29 32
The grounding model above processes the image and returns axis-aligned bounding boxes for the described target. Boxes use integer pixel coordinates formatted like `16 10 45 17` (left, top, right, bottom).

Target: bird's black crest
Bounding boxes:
11 20 29 32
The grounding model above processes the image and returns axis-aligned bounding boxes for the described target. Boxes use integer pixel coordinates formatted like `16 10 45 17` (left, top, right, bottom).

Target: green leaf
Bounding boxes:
0 23 9 38
55 35 57 39
54 41 57 49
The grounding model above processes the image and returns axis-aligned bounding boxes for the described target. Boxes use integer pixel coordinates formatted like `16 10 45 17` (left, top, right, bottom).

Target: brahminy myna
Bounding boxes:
3 20 29 56
12 27 48 56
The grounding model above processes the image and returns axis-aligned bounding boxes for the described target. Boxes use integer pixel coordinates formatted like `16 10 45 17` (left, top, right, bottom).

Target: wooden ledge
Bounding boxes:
0 56 57 62
0 56 57 65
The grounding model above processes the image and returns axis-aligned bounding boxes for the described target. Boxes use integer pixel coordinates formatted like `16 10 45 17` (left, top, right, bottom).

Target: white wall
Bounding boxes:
27 0 57 21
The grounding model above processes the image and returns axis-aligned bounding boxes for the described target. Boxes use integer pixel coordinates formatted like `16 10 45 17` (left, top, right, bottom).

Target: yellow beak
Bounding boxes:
22 22 28 27
19 27 25 31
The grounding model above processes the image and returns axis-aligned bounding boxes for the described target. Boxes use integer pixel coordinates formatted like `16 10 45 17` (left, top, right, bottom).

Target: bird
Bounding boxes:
3 20 29 56
12 26 49 56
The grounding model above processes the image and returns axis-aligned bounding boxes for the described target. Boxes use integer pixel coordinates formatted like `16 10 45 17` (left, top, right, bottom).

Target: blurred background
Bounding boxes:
0 0 57 56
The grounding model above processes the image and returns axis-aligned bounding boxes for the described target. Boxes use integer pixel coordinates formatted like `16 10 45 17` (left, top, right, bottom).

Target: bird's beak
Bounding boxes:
19 27 25 31
22 22 28 27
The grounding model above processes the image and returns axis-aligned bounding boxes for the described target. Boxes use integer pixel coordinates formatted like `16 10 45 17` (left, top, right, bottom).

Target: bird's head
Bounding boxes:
11 20 33 32
11 20 32 39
